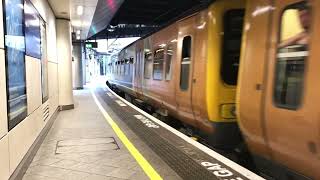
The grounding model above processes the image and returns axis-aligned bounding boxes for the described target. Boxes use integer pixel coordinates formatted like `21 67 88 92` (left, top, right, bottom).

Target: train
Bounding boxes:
106 0 319 179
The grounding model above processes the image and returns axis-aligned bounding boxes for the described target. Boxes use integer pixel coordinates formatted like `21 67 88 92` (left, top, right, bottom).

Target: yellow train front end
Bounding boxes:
205 0 245 149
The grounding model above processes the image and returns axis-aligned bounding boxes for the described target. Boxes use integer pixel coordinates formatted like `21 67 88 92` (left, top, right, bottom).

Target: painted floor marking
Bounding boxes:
105 85 264 180
134 115 160 129
107 92 113 97
91 89 162 180
115 100 127 107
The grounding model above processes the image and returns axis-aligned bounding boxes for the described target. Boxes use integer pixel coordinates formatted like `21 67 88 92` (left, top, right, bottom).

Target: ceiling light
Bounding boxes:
77 6 84 15
76 30 81 35
107 28 115 32
72 20 91 27
76 35 80 40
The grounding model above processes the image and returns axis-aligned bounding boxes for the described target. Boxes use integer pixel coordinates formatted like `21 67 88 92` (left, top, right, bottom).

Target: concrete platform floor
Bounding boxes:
22 87 180 180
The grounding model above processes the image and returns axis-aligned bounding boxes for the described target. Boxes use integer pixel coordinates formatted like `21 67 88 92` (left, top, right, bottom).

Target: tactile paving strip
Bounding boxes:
97 88 251 180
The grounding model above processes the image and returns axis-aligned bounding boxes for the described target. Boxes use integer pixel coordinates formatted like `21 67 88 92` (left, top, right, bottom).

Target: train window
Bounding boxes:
117 62 120 75
118 63 120 75
124 59 129 75
221 9 244 86
153 48 164 80
114 61 118 74
121 62 125 75
165 44 174 81
274 1 310 109
144 51 153 79
180 36 192 90
126 59 130 76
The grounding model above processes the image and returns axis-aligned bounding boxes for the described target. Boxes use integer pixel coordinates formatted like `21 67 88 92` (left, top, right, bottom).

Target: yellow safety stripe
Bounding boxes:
91 89 162 180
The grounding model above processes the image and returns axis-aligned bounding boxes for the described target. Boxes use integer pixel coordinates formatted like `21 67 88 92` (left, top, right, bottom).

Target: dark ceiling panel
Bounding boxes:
88 0 125 38
88 0 214 40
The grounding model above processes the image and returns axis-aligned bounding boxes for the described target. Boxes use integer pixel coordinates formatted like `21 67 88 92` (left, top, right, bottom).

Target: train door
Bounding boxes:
175 17 196 126
263 0 319 177
135 48 143 95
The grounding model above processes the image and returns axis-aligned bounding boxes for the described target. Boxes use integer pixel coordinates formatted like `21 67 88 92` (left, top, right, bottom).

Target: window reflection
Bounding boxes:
5 0 28 130
274 1 310 109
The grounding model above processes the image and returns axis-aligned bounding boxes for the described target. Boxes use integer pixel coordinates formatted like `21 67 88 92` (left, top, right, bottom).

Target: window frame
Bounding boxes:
165 43 175 81
144 51 153 79
152 48 165 81
179 35 192 91
272 1 311 110
4 0 29 130
220 9 245 86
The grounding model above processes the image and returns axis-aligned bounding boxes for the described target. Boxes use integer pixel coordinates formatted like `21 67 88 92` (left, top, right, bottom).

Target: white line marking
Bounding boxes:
115 100 127 107
105 85 264 180
134 115 160 128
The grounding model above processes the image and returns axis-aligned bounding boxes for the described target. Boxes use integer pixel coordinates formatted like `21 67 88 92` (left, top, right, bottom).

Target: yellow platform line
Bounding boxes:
91 89 163 180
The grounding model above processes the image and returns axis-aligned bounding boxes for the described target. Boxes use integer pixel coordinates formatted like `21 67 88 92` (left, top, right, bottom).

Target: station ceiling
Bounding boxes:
48 0 98 40
88 0 213 40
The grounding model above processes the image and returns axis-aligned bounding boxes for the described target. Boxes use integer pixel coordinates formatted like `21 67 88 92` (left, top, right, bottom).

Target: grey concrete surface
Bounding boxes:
21 88 161 180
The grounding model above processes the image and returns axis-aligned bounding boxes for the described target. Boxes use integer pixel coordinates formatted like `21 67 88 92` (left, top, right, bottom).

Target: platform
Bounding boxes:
20 82 263 180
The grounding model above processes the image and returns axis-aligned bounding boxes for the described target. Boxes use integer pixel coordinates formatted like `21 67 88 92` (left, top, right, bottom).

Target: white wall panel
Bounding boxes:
8 101 47 174
2 0 60 178
0 0 4 49
0 50 7 138
48 62 59 116
0 137 9 180
26 56 42 115
8 116 30 174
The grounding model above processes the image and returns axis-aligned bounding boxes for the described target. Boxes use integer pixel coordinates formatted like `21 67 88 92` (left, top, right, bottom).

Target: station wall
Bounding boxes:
0 0 59 179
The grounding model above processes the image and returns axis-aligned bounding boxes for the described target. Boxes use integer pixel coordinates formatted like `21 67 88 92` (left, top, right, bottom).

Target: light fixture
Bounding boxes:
252 6 275 17
171 39 178 43
159 44 166 48
76 35 80 40
107 28 115 32
77 6 84 16
76 30 81 35
72 21 91 27
197 22 206 29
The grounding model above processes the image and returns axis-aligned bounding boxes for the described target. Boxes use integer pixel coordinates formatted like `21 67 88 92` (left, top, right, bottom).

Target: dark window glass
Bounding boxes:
274 1 310 109
144 52 153 79
25 0 41 59
165 44 174 80
221 9 244 86
4 0 28 130
180 36 192 90
153 48 164 80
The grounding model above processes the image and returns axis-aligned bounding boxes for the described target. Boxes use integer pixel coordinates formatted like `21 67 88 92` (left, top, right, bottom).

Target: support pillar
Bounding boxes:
56 19 74 110
72 42 84 89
